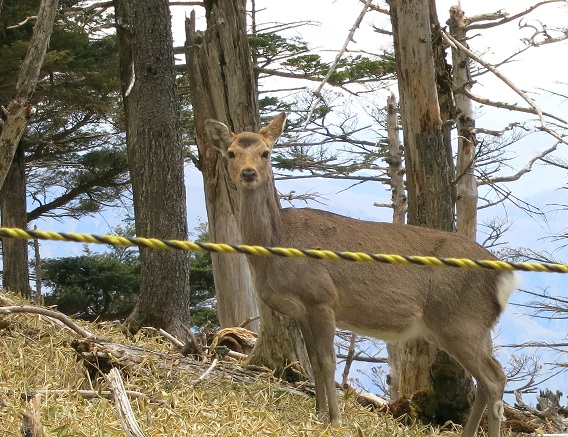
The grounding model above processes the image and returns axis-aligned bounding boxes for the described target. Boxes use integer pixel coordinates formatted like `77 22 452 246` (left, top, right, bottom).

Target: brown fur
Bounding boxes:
205 113 518 437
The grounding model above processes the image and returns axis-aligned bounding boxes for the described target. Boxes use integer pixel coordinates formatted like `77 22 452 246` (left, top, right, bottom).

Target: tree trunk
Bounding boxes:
0 0 59 189
185 0 311 379
184 4 259 332
114 0 191 339
386 93 407 225
388 0 443 398
388 0 474 423
385 93 405 400
391 0 452 231
0 0 58 297
449 5 478 240
1 144 31 297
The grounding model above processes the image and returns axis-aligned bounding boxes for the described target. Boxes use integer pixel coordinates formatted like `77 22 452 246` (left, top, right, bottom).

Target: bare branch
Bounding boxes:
474 122 526 137
341 333 358 387
443 30 566 125
541 156 568 170
372 25 392 36
0 306 95 338
238 316 260 329
254 20 318 35
478 143 559 185
443 28 568 155
275 173 389 183
181 323 205 358
256 67 321 82
337 353 388 364
460 80 566 123
519 18 568 47
7 15 37 29
467 1 565 31
303 0 373 128
501 341 568 349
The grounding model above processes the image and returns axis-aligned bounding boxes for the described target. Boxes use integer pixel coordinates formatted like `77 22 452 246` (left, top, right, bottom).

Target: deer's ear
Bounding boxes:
259 113 286 147
205 119 234 151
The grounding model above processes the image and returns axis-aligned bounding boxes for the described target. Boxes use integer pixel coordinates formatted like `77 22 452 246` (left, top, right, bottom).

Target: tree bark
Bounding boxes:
449 5 478 240
185 0 311 379
390 0 452 231
0 0 59 189
1 144 31 297
185 4 259 332
114 0 191 338
388 0 474 423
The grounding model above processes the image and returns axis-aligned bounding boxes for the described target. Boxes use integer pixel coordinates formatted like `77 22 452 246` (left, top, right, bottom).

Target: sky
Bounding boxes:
22 0 568 402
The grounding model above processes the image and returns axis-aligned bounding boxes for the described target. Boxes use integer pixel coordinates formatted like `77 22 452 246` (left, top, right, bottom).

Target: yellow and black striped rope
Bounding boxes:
1 227 567 273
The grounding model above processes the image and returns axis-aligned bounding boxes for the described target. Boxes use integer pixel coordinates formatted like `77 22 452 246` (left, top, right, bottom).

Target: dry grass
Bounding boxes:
0 293 468 437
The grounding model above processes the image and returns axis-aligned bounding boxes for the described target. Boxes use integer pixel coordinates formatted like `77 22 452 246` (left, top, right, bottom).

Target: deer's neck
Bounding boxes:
238 179 282 247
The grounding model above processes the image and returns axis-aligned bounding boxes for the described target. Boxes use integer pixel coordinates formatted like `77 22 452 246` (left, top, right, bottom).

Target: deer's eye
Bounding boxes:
261 150 270 158
227 151 236 159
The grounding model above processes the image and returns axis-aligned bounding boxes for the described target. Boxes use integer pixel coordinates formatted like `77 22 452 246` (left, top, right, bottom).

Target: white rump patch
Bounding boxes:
496 272 519 312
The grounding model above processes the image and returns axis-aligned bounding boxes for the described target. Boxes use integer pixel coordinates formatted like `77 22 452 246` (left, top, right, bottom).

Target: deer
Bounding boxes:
204 113 518 437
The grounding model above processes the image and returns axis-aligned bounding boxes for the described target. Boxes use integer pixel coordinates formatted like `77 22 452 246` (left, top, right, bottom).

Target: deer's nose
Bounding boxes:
241 169 257 182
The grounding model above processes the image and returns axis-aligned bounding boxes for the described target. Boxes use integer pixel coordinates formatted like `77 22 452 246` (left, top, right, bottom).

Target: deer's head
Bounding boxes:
205 113 286 188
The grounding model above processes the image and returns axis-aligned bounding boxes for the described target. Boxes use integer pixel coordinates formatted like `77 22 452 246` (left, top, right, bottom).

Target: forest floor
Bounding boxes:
0 291 529 436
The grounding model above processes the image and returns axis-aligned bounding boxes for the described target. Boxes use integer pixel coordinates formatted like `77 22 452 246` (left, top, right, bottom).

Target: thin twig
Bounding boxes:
189 358 219 387
181 323 205 357
157 328 184 348
238 316 260 329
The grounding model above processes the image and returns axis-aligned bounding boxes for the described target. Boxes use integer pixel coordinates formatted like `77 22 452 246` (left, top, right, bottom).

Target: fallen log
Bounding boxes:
69 337 309 399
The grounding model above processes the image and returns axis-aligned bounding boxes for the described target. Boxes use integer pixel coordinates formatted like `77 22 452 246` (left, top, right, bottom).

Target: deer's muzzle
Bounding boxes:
241 169 257 182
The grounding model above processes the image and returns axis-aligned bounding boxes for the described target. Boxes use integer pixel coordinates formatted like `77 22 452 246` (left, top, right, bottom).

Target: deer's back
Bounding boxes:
279 208 494 258
252 208 513 341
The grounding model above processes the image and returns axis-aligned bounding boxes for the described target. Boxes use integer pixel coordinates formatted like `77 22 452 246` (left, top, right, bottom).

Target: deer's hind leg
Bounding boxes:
438 332 505 437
